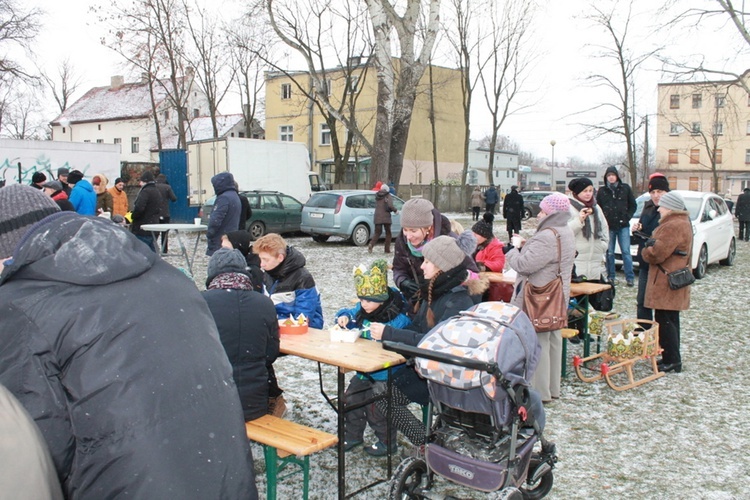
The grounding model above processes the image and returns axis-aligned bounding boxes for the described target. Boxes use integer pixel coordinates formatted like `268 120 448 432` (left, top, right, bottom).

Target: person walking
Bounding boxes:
130 170 162 251
470 187 484 221
502 185 524 240
368 183 397 253
155 174 178 252
631 174 669 323
641 191 693 374
206 172 241 256
596 166 637 286
505 193 575 402
484 185 499 214
736 187 750 242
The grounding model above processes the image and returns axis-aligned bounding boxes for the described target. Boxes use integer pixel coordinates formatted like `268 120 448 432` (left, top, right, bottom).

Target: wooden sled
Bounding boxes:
573 319 664 391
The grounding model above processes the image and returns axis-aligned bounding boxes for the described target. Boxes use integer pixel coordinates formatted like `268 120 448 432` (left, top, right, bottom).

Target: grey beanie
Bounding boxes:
0 184 60 258
422 235 466 272
658 191 686 211
206 248 248 283
401 198 434 228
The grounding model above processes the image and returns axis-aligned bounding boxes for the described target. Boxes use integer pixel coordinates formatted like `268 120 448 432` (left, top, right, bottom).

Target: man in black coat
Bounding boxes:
130 170 162 251
736 187 750 241
155 173 177 253
502 185 524 240
0 185 257 499
596 166 637 286
206 172 241 256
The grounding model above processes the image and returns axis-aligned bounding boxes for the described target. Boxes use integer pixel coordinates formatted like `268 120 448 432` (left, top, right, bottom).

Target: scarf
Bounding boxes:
406 228 434 257
208 272 254 291
355 288 406 324
570 197 604 241
413 265 467 311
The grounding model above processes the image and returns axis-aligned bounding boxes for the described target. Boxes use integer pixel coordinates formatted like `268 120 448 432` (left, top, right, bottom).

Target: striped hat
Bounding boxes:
0 184 60 258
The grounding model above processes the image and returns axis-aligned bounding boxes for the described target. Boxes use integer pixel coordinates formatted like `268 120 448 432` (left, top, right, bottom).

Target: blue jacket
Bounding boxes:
206 173 241 256
69 180 97 215
263 246 324 329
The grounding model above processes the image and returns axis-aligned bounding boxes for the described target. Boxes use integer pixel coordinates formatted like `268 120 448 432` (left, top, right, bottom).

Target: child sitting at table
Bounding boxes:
334 259 411 457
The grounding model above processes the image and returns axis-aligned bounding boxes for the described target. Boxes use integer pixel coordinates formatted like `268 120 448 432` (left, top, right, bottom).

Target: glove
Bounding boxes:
502 243 514 254
400 279 419 297
644 238 656 248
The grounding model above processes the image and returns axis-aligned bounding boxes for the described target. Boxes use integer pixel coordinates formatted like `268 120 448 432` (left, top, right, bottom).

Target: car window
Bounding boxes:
392 197 404 210
708 197 726 216
365 194 377 209
306 193 339 209
262 194 282 209
280 195 302 210
245 194 260 209
346 195 368 209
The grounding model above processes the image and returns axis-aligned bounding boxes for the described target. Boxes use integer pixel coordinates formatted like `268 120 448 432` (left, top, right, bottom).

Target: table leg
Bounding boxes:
188 232 202 273
337 368 345 500
172 230 191 273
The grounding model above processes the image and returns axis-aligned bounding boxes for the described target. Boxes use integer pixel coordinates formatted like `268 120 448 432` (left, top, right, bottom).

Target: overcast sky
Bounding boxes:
26 0 744 166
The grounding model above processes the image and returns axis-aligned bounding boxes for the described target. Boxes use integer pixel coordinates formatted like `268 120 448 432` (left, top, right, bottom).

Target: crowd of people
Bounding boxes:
0 167 702 495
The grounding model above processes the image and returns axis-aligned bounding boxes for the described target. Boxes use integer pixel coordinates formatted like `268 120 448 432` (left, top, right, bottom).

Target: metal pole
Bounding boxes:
550 140 556 191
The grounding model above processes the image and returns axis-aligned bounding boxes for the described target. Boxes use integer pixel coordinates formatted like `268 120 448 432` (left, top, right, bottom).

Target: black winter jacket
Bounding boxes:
392 208 453 290
263 246 324 329
155 180 177 218
130 182 162 235
203 286 280 421
596 172 636 229
207 172 241 255
503 190 524 221
736 191 750 222
633 199 660 267
0 213 256 499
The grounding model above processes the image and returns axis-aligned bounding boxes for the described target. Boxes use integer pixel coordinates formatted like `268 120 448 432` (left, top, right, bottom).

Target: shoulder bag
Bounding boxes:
657 235 695 290
523 228 568 333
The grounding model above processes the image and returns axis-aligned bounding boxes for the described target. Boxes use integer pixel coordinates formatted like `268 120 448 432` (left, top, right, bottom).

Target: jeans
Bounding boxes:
606 226 634 282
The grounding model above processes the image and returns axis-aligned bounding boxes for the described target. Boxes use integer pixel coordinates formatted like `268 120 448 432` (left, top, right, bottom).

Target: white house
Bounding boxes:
467 140 519 191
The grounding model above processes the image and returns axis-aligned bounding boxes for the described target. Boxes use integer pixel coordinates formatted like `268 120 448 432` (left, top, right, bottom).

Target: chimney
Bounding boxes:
140 72 150 84
110 75 124 90
185 67 195 79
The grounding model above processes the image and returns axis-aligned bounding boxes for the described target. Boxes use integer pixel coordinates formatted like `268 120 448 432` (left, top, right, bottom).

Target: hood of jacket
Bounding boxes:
212 172 236 195
376 191 390 201
73 179 94 194
604 166 621 184
1 212 155 286
267 245 306 280
537 210 572 230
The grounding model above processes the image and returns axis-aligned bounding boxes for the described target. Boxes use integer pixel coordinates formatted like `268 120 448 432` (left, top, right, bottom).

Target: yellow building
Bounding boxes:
656 70 750 196
264 60 466 186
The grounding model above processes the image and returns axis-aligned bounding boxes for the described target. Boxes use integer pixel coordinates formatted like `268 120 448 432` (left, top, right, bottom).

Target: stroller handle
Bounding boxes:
382 341 500 376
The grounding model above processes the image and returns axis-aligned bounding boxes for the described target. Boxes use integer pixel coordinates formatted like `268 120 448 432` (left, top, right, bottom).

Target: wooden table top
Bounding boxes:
280 328 406 373
482 272 612 297
141 223 207 232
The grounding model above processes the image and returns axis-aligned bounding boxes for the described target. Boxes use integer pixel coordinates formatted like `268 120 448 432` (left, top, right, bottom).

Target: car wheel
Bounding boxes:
522 207 532 221
248 221 265 240
312 235 330 243
693 244 708 279
720 238 736 266
350 223 370 247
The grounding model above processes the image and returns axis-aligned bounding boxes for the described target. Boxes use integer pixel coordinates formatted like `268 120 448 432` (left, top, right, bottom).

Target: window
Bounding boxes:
318 78 332 96
669 123 682 135
319 123 331 146
83 140 91 143
114 138 121 145
348 76 359 94
745 149 750 164
193 108 199 118
96 139 103 144
746 120 750 135
690 149 700 164
281 83 292 100
691 122 701 135
670 94 680 109
689 177 699 191
238 132 245 138
715 149 722 164
668 149 678 164
714 122 724 135
62 127 66 134
715 94 726 108
280 195 302 211
692 94 702 108
279 125 293 142
261 194 282 209
97 124 102 130
131 136 140 154
164 110 170 121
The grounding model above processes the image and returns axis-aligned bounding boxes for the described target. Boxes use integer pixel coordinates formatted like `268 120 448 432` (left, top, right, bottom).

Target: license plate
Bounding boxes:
310 212 324 219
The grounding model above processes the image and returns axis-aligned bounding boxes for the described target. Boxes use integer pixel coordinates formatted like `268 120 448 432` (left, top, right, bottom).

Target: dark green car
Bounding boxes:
199 190 304 239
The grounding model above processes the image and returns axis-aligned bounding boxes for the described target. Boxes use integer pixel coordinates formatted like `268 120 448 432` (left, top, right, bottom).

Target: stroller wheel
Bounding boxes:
519 457 554 500
388 457 429 499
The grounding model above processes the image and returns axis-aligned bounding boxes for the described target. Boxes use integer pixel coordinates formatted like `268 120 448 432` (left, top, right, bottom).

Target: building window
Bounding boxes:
97 124 102 130
131 137 140 154
691 122 701 135
746 121 750 135
279 125 293 142
83 140 91 143
96 139 103 144
715 94 726 108
193 108 199 118
319 123 331 146
689 177 699 190
669 123 682 135
62 127 66 134
715 149 722 164
114 138 121 145
670 94 680 109
690 149 700 164
239 132 246 138
281 83 292 100
668 149 678 164
746 149 750 163
164 110 170 121
348 76 359 94
692 94 702 108
714 122 724 135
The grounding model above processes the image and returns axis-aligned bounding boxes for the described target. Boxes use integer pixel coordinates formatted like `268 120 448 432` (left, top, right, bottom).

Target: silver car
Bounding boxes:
301 190 405 246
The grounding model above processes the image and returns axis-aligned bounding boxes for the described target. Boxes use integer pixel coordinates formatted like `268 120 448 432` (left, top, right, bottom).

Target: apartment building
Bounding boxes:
264 60 466 186
656 70 750 196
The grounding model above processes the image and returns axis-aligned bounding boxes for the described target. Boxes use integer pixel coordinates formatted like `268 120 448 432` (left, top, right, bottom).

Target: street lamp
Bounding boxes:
550 140 556 191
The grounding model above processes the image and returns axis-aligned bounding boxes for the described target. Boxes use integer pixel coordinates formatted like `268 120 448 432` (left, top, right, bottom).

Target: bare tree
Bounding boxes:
0 0 41 83
477 0 536 186
39 58 82 113
365 0 441 185
0 80 45 139
579 0 660 187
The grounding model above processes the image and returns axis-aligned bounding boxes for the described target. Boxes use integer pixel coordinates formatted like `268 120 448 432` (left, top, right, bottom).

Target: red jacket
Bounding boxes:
475 237 505 272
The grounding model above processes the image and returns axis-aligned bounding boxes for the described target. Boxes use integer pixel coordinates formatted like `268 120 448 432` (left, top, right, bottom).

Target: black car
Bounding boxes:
199 190 304 239
519 191 556 220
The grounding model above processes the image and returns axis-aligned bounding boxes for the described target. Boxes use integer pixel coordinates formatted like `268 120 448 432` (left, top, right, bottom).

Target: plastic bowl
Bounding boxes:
279 320 309 335
330 328 360 343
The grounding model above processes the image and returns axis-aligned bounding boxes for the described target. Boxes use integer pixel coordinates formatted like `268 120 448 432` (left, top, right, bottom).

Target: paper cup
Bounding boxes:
194 218 202 225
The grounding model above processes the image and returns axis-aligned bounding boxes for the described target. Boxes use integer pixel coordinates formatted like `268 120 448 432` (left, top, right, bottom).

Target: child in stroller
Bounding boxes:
383 301 557 499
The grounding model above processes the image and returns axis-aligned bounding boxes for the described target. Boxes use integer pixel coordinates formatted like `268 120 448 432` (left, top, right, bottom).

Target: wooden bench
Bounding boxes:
246 415 338 500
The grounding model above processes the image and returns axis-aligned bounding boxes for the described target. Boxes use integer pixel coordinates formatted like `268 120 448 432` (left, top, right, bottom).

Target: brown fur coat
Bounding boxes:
642 210 692 311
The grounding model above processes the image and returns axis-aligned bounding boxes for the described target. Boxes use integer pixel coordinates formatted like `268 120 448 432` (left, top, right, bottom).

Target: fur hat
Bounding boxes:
648 175 670 193
353 259 389 302
539 192 570 214
472 212 495 239
658 191 686 211
568 177 593 195
140 170 155 183
67 170 84 185
422 235 466 272
206 248 248 283
401 198 434 228
0 184 60 257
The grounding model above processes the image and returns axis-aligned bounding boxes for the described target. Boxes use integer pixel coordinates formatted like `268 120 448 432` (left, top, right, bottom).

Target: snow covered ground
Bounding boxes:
173 214 748 499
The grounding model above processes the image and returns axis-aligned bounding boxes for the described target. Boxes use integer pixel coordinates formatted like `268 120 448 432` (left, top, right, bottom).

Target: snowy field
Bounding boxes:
172 213 749 499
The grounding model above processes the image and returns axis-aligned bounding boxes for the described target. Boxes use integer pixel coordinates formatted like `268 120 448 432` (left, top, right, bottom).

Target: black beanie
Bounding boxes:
0 184 60 257
568 177 593 195
648 175 670 192
472 212 495 239
67 170 84 185
31 172 47 184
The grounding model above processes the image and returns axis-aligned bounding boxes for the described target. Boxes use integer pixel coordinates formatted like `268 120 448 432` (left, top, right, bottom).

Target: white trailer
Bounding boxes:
187 137 325 205
0 139 121 187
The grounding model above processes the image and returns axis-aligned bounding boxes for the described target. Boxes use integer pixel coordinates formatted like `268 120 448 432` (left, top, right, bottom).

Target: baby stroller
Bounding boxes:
383 301 557 499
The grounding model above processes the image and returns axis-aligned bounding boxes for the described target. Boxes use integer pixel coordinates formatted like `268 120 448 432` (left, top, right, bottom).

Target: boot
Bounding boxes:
268 395 287 418
367 244 373 253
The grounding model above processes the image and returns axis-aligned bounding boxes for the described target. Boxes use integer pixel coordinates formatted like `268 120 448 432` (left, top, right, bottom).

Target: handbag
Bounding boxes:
589 276 615 312
523 228 568 333
658 265 695 290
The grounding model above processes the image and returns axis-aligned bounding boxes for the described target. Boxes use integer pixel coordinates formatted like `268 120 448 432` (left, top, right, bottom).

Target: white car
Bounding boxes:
625 190 736 279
